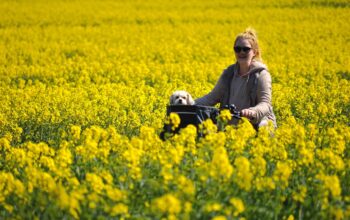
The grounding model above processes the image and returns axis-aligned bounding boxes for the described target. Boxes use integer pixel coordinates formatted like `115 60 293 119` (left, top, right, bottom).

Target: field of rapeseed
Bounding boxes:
1 0 350 219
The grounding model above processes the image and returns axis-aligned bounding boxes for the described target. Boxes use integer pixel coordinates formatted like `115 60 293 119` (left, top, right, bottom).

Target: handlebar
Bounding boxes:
220 104 241 119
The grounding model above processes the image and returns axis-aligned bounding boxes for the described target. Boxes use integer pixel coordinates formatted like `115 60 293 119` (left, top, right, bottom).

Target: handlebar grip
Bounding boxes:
220 104 241 119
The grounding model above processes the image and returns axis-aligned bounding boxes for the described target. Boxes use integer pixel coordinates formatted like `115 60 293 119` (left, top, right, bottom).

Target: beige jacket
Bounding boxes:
195 61 277 127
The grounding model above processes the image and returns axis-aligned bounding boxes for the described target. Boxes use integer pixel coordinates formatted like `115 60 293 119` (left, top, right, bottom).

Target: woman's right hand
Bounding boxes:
241 109 257 120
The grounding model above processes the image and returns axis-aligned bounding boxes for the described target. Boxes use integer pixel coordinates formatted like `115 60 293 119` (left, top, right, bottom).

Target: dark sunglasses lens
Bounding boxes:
234 46 251 53
234 47 241 53
243 47 251 52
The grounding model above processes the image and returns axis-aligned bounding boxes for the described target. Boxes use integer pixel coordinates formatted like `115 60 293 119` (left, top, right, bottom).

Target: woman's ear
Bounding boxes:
252 49 257 58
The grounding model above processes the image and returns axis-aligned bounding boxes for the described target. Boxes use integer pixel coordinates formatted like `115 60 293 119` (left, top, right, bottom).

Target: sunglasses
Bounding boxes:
234 46 252 53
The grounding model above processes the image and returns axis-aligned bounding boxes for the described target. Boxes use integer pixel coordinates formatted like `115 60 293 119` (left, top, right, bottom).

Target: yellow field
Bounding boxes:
1 0 350 219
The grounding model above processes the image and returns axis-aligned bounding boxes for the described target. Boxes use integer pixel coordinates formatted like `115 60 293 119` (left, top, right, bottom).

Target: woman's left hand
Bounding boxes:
241 109 257 120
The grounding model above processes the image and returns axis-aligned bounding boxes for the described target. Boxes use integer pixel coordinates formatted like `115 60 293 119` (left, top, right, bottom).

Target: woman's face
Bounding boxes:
234 38 256 66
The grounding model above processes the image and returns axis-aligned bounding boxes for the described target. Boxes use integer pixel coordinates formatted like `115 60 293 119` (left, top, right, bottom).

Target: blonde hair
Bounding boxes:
234 27 262 61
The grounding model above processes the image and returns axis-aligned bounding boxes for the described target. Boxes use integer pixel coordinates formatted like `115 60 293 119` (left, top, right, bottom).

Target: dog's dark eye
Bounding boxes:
176 96 179 99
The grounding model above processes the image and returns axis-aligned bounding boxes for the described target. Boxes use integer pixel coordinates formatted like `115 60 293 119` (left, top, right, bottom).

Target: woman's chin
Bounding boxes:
237 59 250 65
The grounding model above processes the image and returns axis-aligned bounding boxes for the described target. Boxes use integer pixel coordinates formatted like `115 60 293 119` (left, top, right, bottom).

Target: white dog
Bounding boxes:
170 90 195 105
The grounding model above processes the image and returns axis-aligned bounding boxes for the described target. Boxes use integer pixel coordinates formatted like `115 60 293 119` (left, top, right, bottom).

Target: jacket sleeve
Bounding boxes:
249 70 273 123
194 71 227 106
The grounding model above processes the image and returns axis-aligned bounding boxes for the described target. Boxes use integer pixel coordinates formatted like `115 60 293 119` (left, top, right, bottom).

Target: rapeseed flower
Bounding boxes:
273 162 292 189
234 157 253 191
316 173 341 198
212 216 226 220
152 194 182 215
204 202 222 213
229 197 245 217
166 113 181 131
292 186 307 203
109 203 129 216
210 146 233 181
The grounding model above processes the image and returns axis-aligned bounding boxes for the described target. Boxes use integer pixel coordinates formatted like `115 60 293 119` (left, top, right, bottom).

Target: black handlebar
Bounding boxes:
220 104 241 119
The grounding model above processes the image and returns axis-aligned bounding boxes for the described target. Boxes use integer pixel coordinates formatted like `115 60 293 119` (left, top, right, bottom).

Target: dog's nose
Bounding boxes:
179 99 182 104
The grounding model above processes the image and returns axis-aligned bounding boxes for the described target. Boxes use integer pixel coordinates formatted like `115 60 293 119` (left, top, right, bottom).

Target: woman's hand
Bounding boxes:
241 109 257 120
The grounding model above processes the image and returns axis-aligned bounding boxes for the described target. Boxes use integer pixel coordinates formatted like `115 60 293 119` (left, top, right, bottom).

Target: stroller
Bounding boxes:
160 104 241 140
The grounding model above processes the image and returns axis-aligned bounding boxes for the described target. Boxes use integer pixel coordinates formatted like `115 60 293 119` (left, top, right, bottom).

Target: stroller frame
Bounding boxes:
160 104 240 140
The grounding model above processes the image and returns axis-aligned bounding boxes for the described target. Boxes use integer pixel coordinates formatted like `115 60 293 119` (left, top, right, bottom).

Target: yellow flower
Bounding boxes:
230 197 245 217
3 203 13 213
0 137 11 151
287 215 294 220
166 113 181 131
210 146 233 180
160 163 174 184
100 170 114 184
254 177 276 191
317 103 328 116
234 156 253 191
53 184 71 212
199 119 218 135
273 162 292 189
297 146 314 166
152 194 182 215
292 186 307 203
40 156 56 171
330 206 344 220
0 172 26 199
218 109 232 122
87 193 99 209
212 216 227 220
345 205 350 219
177 175 195 196
204 202 222 213
85 173 104 194
70 125 81 141
169 145 184 165
316 173 341 198
251 156 266 176
25 167 56 193
109 203 129 216
122 145 144 180
184 202 192 213
105 185 127 202
217 109 232 131
317 148 345 171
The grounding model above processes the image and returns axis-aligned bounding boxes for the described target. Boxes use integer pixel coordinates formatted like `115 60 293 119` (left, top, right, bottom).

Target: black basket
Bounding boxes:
160 105 220 140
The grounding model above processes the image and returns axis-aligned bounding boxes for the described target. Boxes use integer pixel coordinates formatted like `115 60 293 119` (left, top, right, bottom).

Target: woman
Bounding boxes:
195 28 277 129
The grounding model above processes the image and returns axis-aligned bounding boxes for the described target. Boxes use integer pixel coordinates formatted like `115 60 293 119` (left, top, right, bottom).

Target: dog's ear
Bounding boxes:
170 94 175 105
187 93 195 105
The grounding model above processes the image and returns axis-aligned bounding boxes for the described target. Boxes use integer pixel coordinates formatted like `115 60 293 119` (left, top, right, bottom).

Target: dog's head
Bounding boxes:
170 90 195 105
